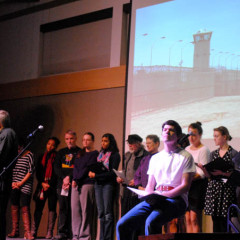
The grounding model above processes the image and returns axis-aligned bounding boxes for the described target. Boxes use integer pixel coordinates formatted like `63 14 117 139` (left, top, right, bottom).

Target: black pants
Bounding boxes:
121 188 140 217
121 188 141 240
212 216 227 232
57 189 72 237
11 189 31 206
34 188 57 213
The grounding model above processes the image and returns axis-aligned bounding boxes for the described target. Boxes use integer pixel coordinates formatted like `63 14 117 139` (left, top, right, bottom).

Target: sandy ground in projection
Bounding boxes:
131 95 240 142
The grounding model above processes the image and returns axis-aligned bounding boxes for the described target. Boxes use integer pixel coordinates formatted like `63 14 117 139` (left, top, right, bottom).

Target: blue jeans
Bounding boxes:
95 183 114 240
116 196 186 240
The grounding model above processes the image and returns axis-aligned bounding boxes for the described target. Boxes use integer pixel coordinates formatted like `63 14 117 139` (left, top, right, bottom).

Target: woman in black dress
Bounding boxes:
199 126 238 232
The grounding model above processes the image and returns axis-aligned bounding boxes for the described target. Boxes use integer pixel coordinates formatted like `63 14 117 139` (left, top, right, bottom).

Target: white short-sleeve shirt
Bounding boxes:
185 145 210 178
147 148 195 205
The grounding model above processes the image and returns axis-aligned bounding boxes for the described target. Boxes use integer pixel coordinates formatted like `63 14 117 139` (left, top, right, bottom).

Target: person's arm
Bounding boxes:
0 129 17 171
79 151 99 182
145 174 156 193
227 170 240 186
13 172 32 189
160 172 193 198
197 163 211 178
134 160 143 188
194 147 210 180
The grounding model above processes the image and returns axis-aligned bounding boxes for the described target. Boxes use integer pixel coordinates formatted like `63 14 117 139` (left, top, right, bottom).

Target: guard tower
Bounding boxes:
193 30 212 71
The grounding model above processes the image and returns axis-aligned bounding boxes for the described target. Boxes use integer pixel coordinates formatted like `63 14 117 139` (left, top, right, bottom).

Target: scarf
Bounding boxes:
41 151 56 182
97 151 111 170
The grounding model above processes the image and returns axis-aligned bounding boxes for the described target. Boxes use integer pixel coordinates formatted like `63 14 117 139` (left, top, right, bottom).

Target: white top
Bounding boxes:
147 148 195 205
185 145 210 178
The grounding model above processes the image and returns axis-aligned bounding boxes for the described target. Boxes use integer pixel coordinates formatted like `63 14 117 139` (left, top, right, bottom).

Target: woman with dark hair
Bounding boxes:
184 122 210 233
199 126 238 232
31 137 60 238
8 141 35 240
89 133 120 240
71 132 98 240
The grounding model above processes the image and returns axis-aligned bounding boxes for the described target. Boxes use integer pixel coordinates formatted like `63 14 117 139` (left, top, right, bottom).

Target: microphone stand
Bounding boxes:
0 137 34 178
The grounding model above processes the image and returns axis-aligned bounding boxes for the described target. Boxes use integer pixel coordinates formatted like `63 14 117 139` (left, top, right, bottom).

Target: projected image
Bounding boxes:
127 0 240 148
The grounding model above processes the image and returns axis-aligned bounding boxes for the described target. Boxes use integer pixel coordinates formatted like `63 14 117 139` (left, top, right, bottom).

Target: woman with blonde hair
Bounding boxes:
199 126 238 232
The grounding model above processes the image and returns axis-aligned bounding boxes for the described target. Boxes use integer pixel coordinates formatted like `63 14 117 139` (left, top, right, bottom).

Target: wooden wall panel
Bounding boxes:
0 66 126 100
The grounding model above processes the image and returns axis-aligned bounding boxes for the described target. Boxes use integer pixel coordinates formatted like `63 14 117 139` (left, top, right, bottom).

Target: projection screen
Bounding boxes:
125 0 240 151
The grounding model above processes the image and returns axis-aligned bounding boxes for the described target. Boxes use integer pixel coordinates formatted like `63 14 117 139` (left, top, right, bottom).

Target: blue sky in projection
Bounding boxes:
134 0 240 69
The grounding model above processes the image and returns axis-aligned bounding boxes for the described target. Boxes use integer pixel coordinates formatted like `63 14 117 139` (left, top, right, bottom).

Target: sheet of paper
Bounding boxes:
113 169 129 184
127 187 161 198
61 188 69 196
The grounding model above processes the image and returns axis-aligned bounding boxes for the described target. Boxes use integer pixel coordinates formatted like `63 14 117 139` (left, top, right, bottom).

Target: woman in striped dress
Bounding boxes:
8 143 35 240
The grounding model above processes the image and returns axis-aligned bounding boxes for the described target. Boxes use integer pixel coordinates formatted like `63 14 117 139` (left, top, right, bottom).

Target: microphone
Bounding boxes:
27 125 44 139
178 131 195 145
185 131 195 138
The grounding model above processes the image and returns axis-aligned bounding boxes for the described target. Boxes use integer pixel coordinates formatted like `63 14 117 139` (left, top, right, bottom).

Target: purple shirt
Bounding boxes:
134 153 155 188
73 150 98 186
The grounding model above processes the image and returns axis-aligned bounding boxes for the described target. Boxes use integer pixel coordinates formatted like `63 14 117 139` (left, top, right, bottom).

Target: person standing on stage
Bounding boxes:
199 126 238 232
8 140 35 240
0 110 18 240
32 137 60 239
184 122 210 233
117 134 149 217
71 132 98 240
88 133 120 240
134 134 160 190
116 120 195 239
54 130 81 240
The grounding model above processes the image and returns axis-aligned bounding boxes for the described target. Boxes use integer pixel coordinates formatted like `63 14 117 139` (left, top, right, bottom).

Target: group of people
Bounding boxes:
1 109 240 240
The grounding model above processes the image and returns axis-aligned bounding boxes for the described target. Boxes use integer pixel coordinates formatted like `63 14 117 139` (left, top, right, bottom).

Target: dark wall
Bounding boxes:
1 86 125 237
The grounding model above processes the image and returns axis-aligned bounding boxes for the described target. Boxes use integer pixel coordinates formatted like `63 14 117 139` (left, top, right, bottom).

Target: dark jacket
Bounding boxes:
95 151 121 185
35 151 58 191
123 146 149 181
73 150 98 187
54 146 81 189
0 128 18 192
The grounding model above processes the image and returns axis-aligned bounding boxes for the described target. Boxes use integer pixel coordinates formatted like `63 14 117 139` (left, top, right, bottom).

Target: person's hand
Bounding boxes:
62 176 71 190
211 170 232 177
42 182 50 191
197 163 204 170
72 180 77 188
116 177 123 184
12 182 21 189
12 182 18 189
88 171 95 178
128 179 134 186
211 170 225 176
138 186 145 190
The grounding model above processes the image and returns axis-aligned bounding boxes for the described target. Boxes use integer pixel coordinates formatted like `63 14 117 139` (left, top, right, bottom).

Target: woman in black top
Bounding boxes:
31 137 60 238
199 126 238 232
89 133 120 240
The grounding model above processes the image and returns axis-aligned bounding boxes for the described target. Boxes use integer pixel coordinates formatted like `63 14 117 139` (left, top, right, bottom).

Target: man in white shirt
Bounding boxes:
116 120 195 239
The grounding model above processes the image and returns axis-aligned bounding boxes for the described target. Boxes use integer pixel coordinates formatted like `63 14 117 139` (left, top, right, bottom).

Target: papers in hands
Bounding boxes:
127 187 168 207
61 188 69 196
127 187 161 198
113 169 129 184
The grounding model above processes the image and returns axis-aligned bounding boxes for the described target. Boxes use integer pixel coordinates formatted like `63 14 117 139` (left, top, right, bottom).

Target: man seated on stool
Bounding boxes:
116 120 195 239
